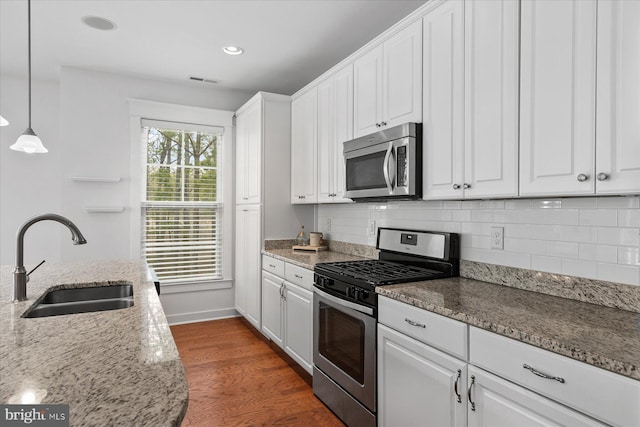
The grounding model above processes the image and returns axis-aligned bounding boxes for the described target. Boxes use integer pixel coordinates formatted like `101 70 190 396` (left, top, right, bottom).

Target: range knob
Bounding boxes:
317 276 334 288
360 290 370 300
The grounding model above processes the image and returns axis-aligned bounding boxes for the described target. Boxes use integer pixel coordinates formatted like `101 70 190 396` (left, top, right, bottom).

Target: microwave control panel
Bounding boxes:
397 145 407 187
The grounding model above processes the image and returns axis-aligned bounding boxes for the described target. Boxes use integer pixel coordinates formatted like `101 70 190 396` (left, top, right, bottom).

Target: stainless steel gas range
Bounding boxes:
312 227 460 427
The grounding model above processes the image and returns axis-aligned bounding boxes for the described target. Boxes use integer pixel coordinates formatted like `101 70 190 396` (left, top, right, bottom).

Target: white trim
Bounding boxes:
160 279 233 294
164 308 240 326
128 99 234 282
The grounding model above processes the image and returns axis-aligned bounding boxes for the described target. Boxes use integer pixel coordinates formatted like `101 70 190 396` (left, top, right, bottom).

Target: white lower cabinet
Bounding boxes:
467 366 603 427
378 323 467 427
378 296 640 427
261 256 313 374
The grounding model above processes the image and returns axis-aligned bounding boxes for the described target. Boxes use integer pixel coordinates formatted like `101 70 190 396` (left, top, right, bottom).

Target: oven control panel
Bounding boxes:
314 274 377 308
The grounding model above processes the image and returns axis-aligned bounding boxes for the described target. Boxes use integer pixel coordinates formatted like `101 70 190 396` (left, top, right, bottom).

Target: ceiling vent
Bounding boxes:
189 76 218 84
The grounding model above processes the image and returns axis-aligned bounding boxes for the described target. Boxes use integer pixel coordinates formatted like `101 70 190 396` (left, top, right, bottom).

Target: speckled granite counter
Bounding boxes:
377 278 640 381
263 248 371 270
0 260 188 426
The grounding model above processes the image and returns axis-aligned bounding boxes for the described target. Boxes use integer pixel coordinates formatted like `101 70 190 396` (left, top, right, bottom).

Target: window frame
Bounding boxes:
129 99 233 292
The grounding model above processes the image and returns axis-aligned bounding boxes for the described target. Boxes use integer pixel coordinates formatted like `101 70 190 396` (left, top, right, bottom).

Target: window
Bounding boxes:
141 119 224 284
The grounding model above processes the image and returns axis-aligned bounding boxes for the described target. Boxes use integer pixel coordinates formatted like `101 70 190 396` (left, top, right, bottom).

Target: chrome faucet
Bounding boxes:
12 213 87 301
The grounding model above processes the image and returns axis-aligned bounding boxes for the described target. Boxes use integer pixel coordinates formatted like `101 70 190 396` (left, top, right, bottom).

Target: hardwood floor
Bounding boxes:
170 317 344 427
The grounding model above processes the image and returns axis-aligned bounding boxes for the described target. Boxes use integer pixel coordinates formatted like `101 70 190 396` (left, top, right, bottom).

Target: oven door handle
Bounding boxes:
383 142 395 194
313 287 374 316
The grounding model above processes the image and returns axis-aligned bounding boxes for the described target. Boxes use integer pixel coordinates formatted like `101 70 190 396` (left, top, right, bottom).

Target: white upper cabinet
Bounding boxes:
317 65 354 203
463 0 519 199
519 0 597 197
422 0 465 200
291 88 318 203
235 98 262 204
354 20 422 138
596 0 640 195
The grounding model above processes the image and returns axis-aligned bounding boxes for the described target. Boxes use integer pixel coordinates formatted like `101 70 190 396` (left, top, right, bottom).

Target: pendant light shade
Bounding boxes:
0 115 8 126
10 128 47 153
12 0 47 154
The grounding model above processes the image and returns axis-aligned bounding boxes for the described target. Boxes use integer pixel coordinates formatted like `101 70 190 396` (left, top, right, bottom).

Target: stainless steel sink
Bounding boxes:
22 282 134 318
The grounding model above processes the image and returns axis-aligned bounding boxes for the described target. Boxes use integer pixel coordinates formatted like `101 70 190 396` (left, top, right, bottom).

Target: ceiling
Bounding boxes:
0 0 427 95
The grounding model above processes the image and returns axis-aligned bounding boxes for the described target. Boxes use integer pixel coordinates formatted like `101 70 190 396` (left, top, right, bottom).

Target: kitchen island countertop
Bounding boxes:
0 260 188 426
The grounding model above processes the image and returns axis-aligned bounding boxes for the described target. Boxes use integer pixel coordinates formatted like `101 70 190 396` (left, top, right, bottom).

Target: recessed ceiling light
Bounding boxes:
81 16 117 31
223 46 244 56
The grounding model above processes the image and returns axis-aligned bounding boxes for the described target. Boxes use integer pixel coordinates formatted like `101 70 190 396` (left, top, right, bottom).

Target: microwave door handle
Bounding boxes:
383 142 394 194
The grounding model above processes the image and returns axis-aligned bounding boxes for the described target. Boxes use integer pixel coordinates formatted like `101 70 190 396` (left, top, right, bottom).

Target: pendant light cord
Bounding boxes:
27 0 32 129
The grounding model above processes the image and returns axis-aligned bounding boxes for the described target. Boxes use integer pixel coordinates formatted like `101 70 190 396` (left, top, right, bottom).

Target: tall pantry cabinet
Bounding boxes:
234 92 313 330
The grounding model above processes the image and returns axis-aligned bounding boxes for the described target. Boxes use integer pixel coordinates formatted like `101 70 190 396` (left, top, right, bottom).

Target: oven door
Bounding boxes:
344 137 416 199
313 286 376 412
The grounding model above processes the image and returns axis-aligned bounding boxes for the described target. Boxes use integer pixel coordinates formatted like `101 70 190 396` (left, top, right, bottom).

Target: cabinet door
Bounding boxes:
317 78 334 203
464 0 519 198
596 0 640 195
378 324 467 427
283 282 313 374
383 20 423 128
519 0 597 196
422 0 465 200
467 366 605 427
236 99 262 204
332 64 353 202
291 89 318 203
353 45 384 138
235 205 261 330
261 271 284 347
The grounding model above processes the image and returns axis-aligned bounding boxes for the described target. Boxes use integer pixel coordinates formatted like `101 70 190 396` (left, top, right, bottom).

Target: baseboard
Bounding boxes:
166 308 240 325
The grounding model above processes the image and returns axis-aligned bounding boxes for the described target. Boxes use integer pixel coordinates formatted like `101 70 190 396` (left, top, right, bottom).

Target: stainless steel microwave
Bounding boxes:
344 122 422 201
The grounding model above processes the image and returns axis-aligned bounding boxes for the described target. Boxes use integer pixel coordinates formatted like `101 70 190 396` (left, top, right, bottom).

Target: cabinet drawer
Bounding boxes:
470 327 640 427
378 296 467 360
262 255 284 277
285 263 313 291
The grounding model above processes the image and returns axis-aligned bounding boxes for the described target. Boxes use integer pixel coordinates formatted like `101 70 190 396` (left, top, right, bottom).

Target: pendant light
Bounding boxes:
10 0 47 154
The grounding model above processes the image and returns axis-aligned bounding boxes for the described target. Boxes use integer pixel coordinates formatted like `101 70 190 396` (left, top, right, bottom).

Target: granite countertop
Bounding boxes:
262 248 372 270
0 260 188 426
377 277 640 382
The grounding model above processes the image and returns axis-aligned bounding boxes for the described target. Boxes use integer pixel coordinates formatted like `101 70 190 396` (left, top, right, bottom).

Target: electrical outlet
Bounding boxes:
325 218 331 232
367 219 376 236
491 227 504 250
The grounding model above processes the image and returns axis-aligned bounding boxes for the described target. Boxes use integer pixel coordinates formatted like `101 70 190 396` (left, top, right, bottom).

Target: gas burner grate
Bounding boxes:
316 260 440 285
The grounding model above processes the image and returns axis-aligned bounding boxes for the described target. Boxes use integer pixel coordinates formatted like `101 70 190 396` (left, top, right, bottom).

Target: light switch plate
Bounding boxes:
491 227 504 250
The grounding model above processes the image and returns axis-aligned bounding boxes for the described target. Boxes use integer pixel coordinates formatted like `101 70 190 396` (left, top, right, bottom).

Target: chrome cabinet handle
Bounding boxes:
243 197 248 200
453 184 461 190
454 369 462 403
269 264 276 268
294 274 303 279
404 318 426 328
577 174 589 182
376 123 381 128
279 283 284 298
597 173 609 181
468 375 476 411
380 121 387 126
463 183 471 189
523 364 565 383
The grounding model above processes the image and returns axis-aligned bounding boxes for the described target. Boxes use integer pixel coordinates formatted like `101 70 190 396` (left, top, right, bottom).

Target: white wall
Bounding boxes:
0 75 63 266
1 67 254 323
318 197 640 286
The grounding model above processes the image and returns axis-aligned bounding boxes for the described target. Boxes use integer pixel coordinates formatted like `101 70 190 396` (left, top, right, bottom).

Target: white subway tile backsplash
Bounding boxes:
579 209 618 226
544 209 579 225
504 238 546 255
618 247 640 266
597 263 640 286
562 259 598 280
618 209 640 227
596 196 640 209
545 241 580 259
531 255 563 274
578 244 618 263
318 196 640 286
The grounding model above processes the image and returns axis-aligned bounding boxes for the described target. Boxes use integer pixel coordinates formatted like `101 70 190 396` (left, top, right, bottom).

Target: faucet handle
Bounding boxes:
26 259 46 281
